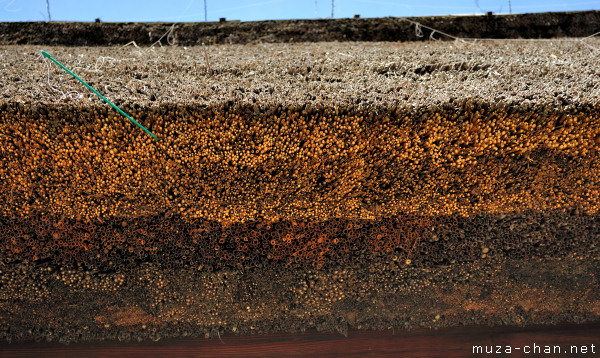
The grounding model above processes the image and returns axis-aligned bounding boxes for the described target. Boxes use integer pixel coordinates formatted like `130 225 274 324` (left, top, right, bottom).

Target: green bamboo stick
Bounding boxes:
41 50 157 141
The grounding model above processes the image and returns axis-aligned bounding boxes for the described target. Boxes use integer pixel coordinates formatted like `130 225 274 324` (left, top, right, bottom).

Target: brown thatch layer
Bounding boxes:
3 41 600 107
1 40 599 343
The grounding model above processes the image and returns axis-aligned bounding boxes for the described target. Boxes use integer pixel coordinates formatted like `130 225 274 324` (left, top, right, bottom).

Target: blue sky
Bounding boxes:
1 0 599 22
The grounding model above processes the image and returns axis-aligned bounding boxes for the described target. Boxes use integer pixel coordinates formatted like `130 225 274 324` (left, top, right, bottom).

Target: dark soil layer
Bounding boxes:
1 10 600 46
1 209 600 274
1 256 599 344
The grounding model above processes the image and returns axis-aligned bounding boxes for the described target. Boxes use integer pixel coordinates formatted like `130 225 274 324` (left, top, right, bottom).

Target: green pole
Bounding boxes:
41 50 157 141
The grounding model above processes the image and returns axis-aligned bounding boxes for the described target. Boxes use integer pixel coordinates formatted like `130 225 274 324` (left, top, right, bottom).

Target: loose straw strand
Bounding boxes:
41 50 157 141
